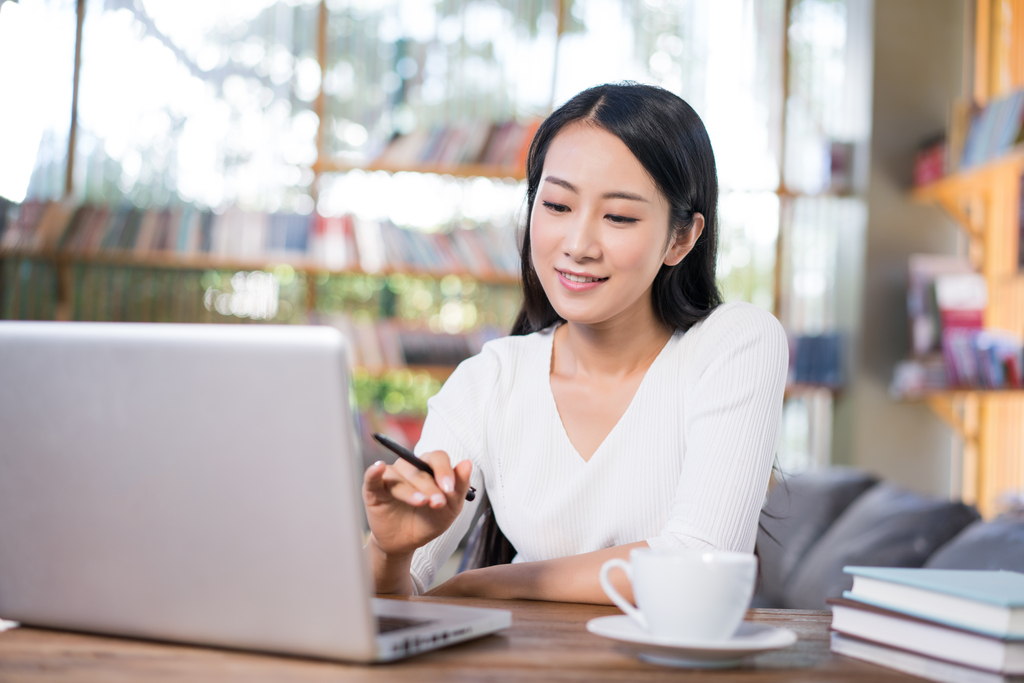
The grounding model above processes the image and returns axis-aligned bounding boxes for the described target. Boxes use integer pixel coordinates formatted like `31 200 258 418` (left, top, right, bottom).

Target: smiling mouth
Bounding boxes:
557 270 608 284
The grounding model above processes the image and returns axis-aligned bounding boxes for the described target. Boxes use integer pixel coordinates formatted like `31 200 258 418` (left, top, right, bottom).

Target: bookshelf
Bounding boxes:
908 1 1024 517
0 203 522 432
0 248 521 287
2 0 868 470
312 159 526 182
3 0 533 428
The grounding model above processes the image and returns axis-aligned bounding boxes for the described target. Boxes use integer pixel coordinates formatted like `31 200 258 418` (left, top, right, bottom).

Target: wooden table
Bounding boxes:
0 599 922 682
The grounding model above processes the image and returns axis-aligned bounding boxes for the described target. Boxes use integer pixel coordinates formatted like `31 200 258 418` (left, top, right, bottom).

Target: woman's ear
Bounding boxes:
664 213 705 267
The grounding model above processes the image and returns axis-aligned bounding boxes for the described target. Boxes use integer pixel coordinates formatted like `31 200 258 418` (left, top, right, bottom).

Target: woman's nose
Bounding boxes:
563 213 601 261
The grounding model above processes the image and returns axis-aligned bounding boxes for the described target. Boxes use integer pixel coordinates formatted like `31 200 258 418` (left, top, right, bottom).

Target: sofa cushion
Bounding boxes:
783 483 980 609
924 516 1024 571
755 468 878 607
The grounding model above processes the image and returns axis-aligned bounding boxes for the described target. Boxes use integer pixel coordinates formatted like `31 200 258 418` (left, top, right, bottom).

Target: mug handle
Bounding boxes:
599 558 648 631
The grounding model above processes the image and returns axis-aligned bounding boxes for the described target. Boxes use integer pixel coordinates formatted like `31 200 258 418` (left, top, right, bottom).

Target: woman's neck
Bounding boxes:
552 296 673 379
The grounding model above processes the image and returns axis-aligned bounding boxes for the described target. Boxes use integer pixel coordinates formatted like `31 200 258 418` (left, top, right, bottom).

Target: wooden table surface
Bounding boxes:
0 599 921 682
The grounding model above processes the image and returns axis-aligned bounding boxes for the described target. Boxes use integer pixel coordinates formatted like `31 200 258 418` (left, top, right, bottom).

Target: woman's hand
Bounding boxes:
362 451 473 560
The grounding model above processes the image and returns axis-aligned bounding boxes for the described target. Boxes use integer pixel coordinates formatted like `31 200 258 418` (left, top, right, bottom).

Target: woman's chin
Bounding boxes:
549 303 617 327
550 298 657 330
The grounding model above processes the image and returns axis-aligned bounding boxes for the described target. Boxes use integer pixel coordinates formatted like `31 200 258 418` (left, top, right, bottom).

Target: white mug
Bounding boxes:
599 548 757 642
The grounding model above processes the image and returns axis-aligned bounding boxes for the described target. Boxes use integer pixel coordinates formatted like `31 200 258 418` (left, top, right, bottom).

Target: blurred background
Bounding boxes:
1 0 1021 520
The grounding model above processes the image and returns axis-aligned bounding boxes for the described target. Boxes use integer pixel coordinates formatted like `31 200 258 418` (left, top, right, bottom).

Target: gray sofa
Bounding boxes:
753 468 1024 610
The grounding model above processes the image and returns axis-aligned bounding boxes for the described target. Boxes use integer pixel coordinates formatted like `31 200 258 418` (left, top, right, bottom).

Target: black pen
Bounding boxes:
372 432 476 502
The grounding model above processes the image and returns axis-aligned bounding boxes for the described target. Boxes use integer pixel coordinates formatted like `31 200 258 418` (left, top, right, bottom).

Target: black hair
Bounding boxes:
467 82 723 571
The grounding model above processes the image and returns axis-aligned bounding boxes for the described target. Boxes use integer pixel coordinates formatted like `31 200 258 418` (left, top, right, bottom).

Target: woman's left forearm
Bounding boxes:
425 540 649 603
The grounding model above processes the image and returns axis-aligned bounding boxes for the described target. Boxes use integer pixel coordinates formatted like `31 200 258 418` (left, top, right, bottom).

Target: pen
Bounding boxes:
372 432 476 502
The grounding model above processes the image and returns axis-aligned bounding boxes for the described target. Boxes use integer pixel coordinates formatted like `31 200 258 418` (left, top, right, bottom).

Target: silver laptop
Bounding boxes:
0 321 510 662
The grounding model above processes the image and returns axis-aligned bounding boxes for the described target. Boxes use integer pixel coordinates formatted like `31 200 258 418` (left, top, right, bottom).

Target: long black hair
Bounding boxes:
466 82 723 571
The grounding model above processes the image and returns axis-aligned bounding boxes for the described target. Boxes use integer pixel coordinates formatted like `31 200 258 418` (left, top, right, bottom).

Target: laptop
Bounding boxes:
0 321 510 662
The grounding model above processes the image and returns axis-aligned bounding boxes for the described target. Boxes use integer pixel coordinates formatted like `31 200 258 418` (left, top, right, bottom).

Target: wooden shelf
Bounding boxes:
912 147 1024 203
0 248 521 287
898 390 1024 439
313 159 526 181
784 383 840 398
906 141 1024 515
901 388 1024 400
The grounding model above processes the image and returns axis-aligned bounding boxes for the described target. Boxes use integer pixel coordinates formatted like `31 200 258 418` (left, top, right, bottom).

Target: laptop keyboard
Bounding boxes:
376 615 435 634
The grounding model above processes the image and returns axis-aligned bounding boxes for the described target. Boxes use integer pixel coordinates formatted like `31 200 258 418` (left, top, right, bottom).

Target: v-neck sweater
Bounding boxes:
410 301 789 594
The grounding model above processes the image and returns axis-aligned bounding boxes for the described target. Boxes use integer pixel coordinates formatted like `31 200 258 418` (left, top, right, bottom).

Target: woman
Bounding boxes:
362 83 788 603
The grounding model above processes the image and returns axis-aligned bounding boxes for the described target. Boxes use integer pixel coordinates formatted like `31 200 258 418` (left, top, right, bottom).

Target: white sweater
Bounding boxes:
410 301 789 594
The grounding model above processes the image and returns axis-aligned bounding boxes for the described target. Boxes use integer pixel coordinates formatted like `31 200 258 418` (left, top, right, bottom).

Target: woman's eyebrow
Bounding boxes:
543 175 649 202
544 175 578 193
602 190 648 202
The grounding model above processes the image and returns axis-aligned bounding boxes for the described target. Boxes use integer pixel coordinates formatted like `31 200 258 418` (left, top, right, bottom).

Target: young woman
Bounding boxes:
362 83 788 604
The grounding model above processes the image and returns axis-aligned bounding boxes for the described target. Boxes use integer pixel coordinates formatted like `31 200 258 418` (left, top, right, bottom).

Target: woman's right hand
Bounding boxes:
362 451 474 559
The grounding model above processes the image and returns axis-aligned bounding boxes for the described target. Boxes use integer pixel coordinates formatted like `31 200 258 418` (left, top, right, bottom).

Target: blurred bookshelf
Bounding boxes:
0 197 522 458
314 160 526 182
1 0 881 472
902 1 1024 517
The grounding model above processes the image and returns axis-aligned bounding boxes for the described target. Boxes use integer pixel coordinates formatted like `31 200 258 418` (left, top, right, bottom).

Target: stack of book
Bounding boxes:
830 566 1024 683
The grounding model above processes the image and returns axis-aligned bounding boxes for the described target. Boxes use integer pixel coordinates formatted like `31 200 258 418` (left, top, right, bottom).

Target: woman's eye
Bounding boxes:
542 201 569 213
606 214 639 224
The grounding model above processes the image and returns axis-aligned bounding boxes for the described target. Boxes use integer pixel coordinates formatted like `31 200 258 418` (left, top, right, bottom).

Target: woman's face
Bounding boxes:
530 122 700 328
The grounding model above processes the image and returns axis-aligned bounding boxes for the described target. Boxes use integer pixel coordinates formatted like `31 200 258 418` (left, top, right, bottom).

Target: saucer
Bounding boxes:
586 616 797 668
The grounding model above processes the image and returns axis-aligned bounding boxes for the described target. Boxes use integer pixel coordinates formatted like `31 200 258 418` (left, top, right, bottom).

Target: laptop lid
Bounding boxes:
0 321 380 661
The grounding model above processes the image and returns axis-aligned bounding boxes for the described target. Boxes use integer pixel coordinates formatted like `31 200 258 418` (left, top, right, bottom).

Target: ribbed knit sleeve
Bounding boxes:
407 348 496 594
647 302 789 554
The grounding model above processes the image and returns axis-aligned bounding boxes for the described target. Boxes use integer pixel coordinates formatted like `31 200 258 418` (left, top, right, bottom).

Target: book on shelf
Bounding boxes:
960 90 1024 169
0 197 10 240
936 273 1022 389
942 329 1024 390
373 119 540 172
831 632 1024 683
1 258 57 321
829 597 1024 675
321 312 501 373
890 355 949 397
946 99 975 176
310 214 360 271
788 333 844 388
914 135 947 187
908 255 975 357
842 567 1024 639
892 258 1023 395
0 200 520 280
936 272 987 331
1019 175 1024 271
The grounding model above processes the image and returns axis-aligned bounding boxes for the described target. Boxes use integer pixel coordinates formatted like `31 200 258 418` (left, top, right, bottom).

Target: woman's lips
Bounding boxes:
556 269 608 292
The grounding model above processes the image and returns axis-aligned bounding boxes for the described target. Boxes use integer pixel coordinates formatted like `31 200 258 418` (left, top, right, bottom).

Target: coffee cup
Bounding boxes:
599 548 757 642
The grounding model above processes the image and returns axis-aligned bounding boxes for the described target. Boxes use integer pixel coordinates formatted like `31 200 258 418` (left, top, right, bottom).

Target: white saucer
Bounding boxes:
586 616 797 668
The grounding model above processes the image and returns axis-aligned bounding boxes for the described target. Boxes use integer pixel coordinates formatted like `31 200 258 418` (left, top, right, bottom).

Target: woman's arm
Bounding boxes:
424 540 648 603
648 303 788 554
